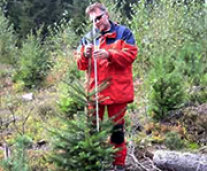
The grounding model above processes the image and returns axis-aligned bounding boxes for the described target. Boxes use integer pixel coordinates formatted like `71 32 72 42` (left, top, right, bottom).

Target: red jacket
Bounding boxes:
77 21 138 105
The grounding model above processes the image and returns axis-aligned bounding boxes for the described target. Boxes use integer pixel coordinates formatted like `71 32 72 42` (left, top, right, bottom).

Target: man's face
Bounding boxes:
89 8 110 32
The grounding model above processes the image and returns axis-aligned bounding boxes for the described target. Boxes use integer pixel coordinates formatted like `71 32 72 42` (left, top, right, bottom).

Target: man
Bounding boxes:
76 2 138 171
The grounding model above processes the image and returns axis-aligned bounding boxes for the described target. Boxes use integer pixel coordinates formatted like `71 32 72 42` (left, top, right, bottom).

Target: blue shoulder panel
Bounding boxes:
106 24 135 45
122 27 135 45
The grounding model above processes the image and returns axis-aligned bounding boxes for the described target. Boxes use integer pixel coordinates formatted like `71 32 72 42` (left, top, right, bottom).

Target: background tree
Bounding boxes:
0 7 17 64
3 0 90 39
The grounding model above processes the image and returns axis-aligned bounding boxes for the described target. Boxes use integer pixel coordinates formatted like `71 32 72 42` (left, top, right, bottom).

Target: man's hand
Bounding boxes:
93 49 109 59
84 44 93 58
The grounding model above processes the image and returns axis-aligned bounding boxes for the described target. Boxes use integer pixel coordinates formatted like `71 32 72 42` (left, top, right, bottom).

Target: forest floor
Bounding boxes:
1 63 207 171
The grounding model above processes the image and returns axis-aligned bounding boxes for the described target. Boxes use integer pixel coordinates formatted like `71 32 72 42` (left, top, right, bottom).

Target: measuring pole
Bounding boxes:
92 19 100 132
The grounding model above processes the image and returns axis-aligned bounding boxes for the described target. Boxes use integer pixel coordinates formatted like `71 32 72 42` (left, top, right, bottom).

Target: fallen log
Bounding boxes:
153 150 207 171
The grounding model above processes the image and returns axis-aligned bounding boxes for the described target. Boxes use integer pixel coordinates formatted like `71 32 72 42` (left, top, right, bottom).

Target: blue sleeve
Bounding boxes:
122 28 136 45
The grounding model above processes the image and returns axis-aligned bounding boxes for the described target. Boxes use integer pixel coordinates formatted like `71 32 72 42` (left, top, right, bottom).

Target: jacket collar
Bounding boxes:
100 21 117 39
86 21 116 42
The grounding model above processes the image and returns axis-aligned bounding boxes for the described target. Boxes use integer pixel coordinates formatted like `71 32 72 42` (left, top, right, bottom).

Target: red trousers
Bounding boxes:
96 103 127 166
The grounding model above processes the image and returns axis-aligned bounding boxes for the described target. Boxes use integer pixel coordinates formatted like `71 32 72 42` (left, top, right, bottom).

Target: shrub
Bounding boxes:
164 132 185 150
0 135 32 171
13 33 52 88
178 43 207 87
176 5 207 102
46 18 78 52
130 0 207 120
183 104 207 144
58 81 85 118
44 19 84 86
146 55 186 121
130 1 190 120
0 8 17 65
189 86 207 104
130 0 207 78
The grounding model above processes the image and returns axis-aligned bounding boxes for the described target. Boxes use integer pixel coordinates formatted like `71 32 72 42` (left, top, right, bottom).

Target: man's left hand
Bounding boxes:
93 49 109 59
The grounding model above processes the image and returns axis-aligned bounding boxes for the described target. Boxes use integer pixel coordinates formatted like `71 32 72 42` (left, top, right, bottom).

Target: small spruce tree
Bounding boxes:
0 8 17 65
147 55 186 121
13 32 52 88
1 135 32 171
49 80 115 171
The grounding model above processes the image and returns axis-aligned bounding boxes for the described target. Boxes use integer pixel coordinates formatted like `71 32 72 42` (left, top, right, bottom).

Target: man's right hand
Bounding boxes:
84 44 93 58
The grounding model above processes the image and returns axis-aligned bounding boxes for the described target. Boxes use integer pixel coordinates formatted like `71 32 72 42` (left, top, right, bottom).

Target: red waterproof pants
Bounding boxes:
97 103 127 166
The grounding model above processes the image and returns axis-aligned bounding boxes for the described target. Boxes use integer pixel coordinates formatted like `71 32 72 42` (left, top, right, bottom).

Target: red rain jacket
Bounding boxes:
77 21 138 105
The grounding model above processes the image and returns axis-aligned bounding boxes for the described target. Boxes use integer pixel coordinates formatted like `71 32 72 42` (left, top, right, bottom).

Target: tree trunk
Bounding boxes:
153 150 207 171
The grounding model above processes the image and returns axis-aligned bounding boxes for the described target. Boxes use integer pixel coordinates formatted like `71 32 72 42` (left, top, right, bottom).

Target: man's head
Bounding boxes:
85 2 110 32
